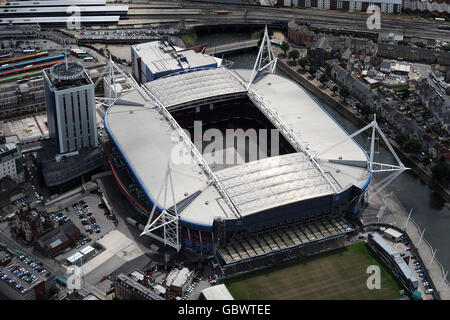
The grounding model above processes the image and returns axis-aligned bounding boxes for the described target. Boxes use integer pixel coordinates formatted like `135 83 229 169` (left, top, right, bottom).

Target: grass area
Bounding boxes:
222 242 403 300
179 30 198 48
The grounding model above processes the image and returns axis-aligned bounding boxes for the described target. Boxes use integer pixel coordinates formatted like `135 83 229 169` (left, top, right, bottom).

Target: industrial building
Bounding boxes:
0 142 24 184
278 0 402 13
131 40 218 84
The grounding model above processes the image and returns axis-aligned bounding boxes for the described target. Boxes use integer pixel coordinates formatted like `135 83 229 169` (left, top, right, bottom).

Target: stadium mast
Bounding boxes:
140 162 182 252
247 25 277 89
314 114 409 200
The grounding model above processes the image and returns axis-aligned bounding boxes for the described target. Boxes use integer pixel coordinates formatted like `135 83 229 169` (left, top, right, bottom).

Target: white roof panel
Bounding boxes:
145 67 247 108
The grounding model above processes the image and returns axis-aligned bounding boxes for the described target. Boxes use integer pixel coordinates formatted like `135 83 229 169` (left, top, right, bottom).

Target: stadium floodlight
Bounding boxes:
247 25 277 89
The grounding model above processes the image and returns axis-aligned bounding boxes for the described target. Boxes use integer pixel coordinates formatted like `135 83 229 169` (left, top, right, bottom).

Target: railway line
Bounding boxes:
123 1 448 41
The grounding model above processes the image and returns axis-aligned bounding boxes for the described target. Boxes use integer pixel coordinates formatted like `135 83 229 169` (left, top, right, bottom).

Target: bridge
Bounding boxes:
204 39 259 56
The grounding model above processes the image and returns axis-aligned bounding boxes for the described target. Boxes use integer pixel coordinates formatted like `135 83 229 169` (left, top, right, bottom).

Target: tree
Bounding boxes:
298 57 309 69
359 104 372 116
280 41 290 56
431 161 450 185
404 139 422 154
319 73 329 83
332 85 339 93
288 50 299 64
339 86 350 98
128 293 143 300
309 65 317 75
415 42 426 48
395 132 408 147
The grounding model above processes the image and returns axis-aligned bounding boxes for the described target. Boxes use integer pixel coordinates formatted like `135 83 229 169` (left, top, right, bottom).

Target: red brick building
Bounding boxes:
287 21 314 46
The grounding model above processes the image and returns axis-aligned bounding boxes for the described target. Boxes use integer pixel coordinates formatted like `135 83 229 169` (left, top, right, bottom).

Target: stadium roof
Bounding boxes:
215 153 336 216
235 69 370 193
144 67 246 109
105 67 370 228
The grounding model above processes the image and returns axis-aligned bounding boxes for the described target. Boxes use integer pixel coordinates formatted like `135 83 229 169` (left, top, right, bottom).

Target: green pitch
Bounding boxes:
222 242 403 300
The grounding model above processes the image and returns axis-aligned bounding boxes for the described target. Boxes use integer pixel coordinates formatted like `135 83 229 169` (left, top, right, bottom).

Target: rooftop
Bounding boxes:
44 62 92 91
132 41 217 77
201 284 234 300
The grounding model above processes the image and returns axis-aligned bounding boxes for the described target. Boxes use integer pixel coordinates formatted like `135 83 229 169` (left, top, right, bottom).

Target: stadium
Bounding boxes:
104 40 372 273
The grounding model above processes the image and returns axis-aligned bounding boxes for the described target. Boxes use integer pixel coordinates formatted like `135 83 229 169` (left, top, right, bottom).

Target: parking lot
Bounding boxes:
50 194 118 264
392 234 434 299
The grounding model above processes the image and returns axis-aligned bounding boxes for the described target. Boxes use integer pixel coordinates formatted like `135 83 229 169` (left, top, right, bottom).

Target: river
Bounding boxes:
196 32 450 273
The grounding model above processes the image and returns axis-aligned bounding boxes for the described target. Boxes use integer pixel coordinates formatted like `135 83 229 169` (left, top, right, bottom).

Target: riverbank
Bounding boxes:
275 57 450 203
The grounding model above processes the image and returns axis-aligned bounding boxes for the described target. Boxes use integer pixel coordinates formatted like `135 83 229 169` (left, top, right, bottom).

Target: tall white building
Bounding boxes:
43 61 98 155
0 142 24 184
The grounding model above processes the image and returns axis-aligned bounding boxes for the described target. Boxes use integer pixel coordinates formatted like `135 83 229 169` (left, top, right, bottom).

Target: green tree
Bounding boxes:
128 293 143 300
49 286 60 297
288 50 299 64
280 41 290 56
319 73 329 83
395 132 408 147
339 86 350 98
359 104 372 116
415 42 425 48
431 161 450 185
298 57 309 69
404 139 422 154
332 85 338 93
